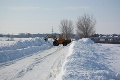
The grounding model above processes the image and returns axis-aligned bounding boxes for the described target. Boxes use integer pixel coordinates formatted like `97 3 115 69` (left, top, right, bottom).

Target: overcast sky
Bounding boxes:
0 0 120 34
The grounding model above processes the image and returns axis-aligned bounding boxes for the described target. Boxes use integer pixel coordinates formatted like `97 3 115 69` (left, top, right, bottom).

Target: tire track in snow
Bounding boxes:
46 46 69 80
14 46 64 79
0 45 69 80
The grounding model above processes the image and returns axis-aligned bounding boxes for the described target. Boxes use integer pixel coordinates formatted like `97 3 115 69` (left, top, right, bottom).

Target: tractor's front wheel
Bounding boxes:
53 40 59 46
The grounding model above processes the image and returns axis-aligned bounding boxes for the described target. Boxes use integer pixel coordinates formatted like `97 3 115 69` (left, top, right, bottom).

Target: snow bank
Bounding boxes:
0 38 52 64
58 38 120 80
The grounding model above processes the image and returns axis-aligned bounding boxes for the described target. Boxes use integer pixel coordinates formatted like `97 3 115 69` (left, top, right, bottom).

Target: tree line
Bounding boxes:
0 33 32 38
0 33 59 38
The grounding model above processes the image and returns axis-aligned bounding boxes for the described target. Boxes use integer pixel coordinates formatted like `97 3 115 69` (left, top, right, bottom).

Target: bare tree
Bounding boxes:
77 14 96 38
59 19 74 39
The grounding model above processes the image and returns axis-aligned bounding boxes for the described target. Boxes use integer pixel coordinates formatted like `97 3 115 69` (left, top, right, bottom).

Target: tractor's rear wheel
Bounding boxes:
62 42 67 46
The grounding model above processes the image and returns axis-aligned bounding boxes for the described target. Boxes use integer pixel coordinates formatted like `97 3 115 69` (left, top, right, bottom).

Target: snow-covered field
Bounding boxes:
0 38 120 80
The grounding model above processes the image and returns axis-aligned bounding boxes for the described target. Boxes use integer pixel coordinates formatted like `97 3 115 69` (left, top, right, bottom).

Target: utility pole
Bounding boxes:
52 26 53 35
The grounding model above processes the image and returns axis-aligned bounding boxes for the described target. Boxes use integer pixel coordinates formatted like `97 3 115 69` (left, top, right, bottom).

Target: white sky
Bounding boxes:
0 0 120 34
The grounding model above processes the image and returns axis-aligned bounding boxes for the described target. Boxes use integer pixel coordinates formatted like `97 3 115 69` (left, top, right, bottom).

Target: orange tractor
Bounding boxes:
45 35 71 46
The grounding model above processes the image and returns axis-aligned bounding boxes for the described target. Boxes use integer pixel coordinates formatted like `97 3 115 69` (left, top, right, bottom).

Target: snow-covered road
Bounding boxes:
0 45 69 80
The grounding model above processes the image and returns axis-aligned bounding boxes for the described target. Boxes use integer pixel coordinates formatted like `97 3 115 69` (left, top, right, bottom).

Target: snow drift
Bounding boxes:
58 38 120 80
0 38 52 64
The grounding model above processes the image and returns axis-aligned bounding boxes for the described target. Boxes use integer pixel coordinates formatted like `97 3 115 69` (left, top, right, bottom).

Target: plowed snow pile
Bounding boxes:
0 38 52 64
56 38 120 80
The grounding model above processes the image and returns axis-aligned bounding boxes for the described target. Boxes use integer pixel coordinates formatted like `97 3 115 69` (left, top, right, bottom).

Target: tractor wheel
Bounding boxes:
53 40 59 46
62 42 67 46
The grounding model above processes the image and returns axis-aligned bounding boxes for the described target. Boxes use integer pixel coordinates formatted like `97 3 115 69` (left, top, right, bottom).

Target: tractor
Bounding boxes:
45 35 71 46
